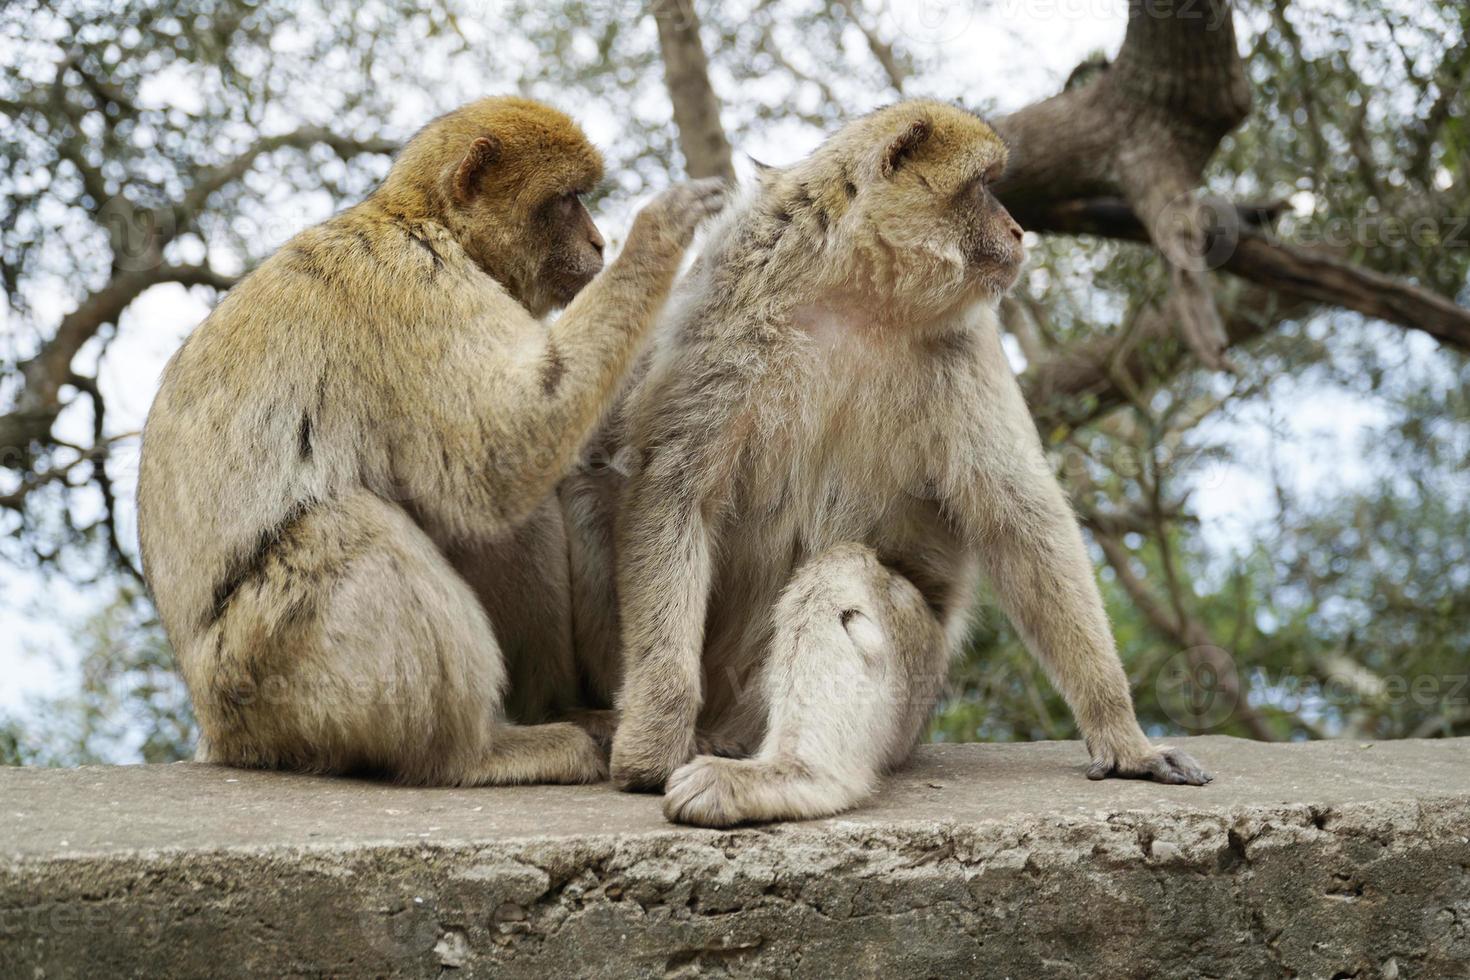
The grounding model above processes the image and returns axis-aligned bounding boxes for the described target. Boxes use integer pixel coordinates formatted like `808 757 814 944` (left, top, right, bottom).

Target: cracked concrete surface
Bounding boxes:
2 736 1467 978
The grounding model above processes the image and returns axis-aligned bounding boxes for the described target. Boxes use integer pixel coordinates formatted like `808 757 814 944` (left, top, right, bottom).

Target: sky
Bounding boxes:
0 1 1403 719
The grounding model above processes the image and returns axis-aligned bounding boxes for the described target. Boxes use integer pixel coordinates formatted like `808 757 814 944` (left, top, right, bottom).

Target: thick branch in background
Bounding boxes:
995 0 1251 368
992 0 1470 388
995 0 1250 203
1225 235 1470 351
1027 198 1470 354
652 0 735 182
1022 278 1305 433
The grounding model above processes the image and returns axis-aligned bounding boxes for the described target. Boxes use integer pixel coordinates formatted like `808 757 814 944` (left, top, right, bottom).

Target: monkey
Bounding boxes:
136 96 725 786
605 99 1211 826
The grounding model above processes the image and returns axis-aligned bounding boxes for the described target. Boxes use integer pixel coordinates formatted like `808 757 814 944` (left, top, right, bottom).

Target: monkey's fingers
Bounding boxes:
678 176 729 221
639 177 729 249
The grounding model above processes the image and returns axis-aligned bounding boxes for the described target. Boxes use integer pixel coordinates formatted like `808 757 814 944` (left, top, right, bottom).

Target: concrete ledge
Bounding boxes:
3 737 1468 978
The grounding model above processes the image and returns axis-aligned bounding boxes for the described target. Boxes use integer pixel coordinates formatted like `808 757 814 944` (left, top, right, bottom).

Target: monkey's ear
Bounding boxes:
880 118 931 177
747 154 784 189
452 135 503 203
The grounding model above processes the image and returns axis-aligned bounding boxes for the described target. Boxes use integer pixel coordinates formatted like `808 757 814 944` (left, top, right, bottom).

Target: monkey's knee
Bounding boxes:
778 542 940 668
786 541 928 614
762 542 947 784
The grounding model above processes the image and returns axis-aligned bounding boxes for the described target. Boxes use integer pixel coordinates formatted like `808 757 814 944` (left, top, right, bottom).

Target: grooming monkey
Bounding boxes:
138 96 724 785
608 100 1211 826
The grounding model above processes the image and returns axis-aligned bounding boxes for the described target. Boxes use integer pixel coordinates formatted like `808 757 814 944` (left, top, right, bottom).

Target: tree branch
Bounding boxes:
831 0 906 93
179 127 397 222
1022 279 1303 433
4 264 238 454
1089 524 1280 741
68 373 144 584
4 127 385 459
1225 234 1470 352
49 56 112 208
991 0 1252 368
1026 197 1470 354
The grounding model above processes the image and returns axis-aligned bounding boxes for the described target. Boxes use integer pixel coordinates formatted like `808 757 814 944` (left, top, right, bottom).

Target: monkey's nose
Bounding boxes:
1008 220 1023 243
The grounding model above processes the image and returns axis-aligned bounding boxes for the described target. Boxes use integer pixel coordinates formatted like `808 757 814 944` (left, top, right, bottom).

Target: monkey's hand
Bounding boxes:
623 177 728 259
1086 740 1212 786
610 709 697 792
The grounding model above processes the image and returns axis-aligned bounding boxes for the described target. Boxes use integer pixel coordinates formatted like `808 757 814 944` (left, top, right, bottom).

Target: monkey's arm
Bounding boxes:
490 180 726 525
608 452 715 791
393 180 724 540
942 326 1210 785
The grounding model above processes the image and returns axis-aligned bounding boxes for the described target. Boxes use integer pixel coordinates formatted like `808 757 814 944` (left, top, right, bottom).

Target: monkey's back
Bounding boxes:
136 209 483 651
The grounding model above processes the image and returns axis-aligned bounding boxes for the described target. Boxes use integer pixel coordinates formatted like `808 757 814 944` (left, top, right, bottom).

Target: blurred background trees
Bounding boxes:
2 0 1466 765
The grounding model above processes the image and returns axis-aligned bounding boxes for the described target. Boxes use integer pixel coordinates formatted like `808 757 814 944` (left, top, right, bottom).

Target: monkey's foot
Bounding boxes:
663 756 863 827
468 723 609 786
1086 745 1212 785
663 756 757 827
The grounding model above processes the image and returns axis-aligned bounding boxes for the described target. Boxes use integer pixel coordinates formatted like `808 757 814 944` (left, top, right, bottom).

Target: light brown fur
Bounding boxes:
604 100 1210 825
138 96 724 785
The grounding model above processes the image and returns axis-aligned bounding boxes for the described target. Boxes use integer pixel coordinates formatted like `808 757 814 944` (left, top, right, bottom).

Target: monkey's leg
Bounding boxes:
558 466 624 706
194 490 604 786
663 543 948 828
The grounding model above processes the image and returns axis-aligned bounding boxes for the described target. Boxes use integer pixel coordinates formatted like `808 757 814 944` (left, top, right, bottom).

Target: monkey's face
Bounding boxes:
394 97 607 315
535 189 606 308
952 164 1026 297
839 104 1026 315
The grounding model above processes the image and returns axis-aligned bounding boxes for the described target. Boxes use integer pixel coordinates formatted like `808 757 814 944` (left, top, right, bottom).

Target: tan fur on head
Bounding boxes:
373 96 607 313
706 99 1020 328
387 96 604 210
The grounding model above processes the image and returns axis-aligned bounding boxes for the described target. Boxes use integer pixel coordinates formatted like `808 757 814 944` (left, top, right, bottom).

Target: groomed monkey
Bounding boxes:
138 97 724 785
608 100 1210 826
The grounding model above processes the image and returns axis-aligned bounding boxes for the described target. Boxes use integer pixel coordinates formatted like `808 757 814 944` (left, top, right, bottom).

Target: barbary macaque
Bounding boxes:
607 99 1210 825
138 96 724 785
